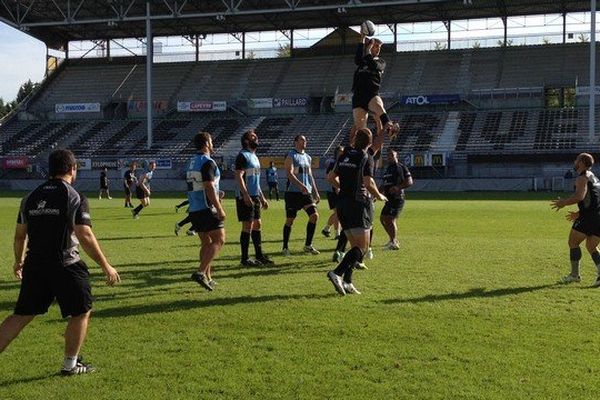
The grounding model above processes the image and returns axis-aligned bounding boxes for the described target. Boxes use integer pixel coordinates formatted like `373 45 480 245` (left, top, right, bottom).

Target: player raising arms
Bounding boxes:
351 29 399 143
551 153 600 287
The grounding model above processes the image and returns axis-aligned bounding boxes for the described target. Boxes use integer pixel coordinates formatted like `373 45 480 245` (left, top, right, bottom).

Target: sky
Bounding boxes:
0 23 45 102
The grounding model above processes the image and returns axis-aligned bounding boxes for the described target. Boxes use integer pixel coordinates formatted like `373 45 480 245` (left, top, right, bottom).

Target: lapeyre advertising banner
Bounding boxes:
400 94 461 106
2 157 29 169
177 101 227 112
55 103 101 113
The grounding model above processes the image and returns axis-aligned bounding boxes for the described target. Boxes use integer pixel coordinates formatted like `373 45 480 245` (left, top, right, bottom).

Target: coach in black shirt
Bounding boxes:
0 149 120 376
326 128 387 295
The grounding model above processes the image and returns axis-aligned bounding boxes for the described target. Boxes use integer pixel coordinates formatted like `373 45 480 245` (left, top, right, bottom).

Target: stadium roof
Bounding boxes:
0 0 592 49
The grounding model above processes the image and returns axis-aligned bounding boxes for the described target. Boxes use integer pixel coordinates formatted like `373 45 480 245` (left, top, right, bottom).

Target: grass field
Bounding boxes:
1 191 599 399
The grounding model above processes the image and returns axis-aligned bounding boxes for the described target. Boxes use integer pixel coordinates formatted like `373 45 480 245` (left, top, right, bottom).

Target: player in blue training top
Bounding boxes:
282 135 321 255
266 161 280 201
131 161 156 219
235 130 273 266
186 132 226 291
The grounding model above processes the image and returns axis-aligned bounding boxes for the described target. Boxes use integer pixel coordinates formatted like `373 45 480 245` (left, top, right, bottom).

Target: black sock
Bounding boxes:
369 228 373 247
336 232 348 252
276 190 279 201
240 231 251 261
380 113 390 126
334 246 363 275
178 215 192 227
251 230 263 258
176 200 188 208
133 204 143 215
343 268 353 283
283 224 292 249
306 222 316 246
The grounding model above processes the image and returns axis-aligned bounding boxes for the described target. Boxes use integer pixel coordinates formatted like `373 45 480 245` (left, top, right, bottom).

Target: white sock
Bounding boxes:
64 355 78 370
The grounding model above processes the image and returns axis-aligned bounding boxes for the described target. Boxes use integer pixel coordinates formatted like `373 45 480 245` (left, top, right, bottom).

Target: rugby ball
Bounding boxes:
361 20 376 37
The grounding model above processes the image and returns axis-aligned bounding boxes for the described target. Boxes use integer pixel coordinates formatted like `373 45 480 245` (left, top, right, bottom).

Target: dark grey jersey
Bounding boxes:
17 179 92 266
578 171 600 217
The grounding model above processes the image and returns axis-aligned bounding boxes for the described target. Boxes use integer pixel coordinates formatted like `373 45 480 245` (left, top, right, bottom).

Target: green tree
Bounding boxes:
433 41 447 50
578 33 589 43
16 79 38 103
277 43 291 58
472 41 481 49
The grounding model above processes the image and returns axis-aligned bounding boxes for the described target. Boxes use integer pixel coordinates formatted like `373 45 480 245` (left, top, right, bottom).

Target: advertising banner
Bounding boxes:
248 98 273 109
92 160 119 169
55 103 101 113
155 159 172 170
128 100 168 113
177 101 227 112
77 158 92 171
400 94 461 106
273 97 308 108
2 156 29 169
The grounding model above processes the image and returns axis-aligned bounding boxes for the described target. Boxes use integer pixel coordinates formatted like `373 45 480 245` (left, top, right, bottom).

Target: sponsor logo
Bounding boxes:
29 200 60 216
37 200 47 209
404 96 430 105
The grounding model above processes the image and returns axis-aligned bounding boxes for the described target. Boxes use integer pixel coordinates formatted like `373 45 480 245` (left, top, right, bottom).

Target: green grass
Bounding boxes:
0 192 599 399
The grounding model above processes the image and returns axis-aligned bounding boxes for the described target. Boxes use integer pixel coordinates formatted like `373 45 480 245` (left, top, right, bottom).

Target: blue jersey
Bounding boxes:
235 149 261 197
286 150 312 193
186 153 220 213
266 167 278 183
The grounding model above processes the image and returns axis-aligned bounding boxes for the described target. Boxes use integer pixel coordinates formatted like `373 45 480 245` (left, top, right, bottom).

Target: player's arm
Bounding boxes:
308 167 320 203
140 173 150 195
202 161 226 220
74 225 120 286
13 223 27 280
285 156 308 194
551 175 587 210
327 170 340 191
362 157 387 202
398 166 414 190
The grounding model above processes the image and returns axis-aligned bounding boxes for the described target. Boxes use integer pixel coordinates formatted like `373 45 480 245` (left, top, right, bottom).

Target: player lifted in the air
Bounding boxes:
351 21 400 144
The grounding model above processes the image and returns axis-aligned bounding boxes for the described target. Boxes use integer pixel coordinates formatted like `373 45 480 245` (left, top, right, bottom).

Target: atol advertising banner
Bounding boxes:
177 101 227 112
55 103 101 113
2 156 29 169
400 94 461 106
248 98 273 109
273 97 308 108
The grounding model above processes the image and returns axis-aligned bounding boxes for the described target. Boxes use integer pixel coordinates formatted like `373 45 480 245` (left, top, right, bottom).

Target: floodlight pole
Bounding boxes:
591 0 596 141
146 0 153 150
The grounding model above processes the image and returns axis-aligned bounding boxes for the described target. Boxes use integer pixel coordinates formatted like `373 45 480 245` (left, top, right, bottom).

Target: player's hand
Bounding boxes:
550 198 564 211
300 185 309 195
261 199 269 210
219 190 225 200
103 265 121 286
13 261 23 280
216 208 226 221
145 189 151 197
566 211 579 222
243 194 253 207
314 193 321 204
377 193 388 202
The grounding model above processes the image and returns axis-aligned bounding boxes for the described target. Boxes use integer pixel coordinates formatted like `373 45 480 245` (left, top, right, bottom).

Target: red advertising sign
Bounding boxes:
2 157 29 169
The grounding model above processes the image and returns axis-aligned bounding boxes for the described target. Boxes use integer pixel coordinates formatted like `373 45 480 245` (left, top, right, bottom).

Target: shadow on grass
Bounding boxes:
0 372 59 388
97 235 174 241
93 293 336 318
381 284 559 305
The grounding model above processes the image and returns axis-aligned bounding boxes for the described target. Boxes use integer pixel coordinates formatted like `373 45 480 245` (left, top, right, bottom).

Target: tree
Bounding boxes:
16 79 38 103
433 41 447 50
578 33 589 43
277 43 291 58
497 39 513 47
246 50 257 59
542 37 551 45
472 41 481 49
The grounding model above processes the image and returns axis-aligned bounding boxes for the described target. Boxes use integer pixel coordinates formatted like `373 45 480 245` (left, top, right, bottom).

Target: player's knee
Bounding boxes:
253 219 262 230
285 218 295 226
586 242 599 254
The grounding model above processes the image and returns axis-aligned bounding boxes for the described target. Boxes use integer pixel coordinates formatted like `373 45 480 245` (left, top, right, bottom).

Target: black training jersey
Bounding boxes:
382 162 412 200
100 171 108 187
17 179 92 266
325 158 337 193
352 43 386 95
333 147 374 203
124 169 135 185
578 171 600 217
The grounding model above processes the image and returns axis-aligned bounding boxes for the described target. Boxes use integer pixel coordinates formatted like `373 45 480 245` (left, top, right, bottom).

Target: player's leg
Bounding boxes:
303 204 319 254
564 228 587 282
251 218 272 264
0 314 35 352
240 220 254 264
368 96 399 138
204 228 225 281
585 235 600 286
63 310 92 370
282 216 295 254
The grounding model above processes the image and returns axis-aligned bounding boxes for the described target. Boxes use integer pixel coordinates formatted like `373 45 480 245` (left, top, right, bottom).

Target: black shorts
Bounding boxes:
352 91 377 112
100 184 108 190
572 216 600 237
124 184 131 196
268 182 278 189
236 196 261 222
136 186 147 200
381 199 405 218
326 191 338 210
190 209 224 233
14 261 93 318
285 192 315 218
337 197 374 230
